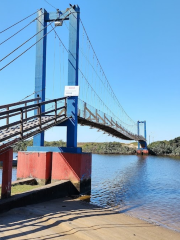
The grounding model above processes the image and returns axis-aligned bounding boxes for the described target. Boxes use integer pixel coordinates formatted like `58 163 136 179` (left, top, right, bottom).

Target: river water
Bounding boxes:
91 154 180 232
0 154 180 232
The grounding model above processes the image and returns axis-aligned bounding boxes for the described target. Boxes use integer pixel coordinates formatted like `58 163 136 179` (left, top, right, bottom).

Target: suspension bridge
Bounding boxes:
0 5 148 199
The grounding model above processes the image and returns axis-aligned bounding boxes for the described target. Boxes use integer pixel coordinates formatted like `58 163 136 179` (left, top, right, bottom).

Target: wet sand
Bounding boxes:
0 197 179 240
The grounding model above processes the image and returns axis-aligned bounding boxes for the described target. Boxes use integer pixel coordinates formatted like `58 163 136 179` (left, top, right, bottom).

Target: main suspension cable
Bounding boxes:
50 24 134 128
0 25 56 71
0 12 45 46
0 10 38 34
0 21 51 62
44 0 57 10
72 13 136 125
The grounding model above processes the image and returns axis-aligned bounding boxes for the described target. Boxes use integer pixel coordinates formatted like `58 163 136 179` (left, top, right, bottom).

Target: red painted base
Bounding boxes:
52 152 92 194
17 152 52 184
17 151 92 194
136 149 149 155
0 148 13 199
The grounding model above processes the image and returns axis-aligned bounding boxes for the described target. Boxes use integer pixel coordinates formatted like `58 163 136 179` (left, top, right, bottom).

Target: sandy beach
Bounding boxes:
0 197 179 240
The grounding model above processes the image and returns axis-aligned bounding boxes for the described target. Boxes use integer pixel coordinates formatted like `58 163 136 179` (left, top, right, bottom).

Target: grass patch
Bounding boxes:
11 185 39 195
0 184 40 198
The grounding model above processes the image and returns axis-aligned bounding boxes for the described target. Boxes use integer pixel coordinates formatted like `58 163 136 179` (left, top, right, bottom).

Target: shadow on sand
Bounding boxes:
0 197 153 240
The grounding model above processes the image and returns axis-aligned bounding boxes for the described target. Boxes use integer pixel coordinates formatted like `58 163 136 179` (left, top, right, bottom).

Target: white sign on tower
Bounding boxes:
64 86 80 97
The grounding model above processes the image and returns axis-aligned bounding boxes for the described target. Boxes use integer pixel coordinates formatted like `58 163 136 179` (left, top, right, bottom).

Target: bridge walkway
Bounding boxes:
0 97 145 153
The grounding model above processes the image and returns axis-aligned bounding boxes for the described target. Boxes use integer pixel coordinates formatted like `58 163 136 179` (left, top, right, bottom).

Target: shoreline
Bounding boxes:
1 197 180 240
88 200 180 234
124 210 180 234
13 151 180 158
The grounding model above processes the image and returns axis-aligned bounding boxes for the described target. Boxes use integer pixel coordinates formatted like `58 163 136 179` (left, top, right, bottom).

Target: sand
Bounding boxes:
0 197 179 240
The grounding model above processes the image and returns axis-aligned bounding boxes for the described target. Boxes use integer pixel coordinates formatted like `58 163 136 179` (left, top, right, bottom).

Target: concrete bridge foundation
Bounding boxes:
17 148 92 195
136 149 149 155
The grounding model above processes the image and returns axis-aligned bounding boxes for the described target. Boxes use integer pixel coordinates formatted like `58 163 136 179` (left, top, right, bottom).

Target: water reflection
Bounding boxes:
0 168 17 184
91 154 180 232
0 153 17 184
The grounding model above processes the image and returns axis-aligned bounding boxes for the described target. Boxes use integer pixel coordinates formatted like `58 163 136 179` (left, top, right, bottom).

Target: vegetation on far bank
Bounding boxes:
13 140 137 155
13 136 180 156
80 142 136 154
13 139 66 152
148 137 180 156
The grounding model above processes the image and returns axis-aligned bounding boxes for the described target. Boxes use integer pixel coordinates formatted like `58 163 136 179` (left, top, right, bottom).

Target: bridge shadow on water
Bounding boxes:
0 197 153 240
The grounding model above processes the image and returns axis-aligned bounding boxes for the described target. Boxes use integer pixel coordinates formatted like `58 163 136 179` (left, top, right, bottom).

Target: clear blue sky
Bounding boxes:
0 0 180 143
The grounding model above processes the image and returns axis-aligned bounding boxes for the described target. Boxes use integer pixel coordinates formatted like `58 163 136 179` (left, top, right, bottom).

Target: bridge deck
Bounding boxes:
0 115 68 152
0 97 68 152
78 99 145 142
78 117 144 141
0 98 146 153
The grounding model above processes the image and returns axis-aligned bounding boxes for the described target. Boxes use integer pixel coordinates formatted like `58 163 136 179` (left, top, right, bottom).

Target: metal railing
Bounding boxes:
0 98 41 126
0 96 145 152
0 97 68 151
78 99 145 141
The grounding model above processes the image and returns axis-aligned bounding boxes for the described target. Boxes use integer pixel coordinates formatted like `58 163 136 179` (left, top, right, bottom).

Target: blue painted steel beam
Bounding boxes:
45 10 70 22
143 120 147 149
33 9 47 147
137 121 140 149
66 5 80 148
137 120 147 149
144 121 147 140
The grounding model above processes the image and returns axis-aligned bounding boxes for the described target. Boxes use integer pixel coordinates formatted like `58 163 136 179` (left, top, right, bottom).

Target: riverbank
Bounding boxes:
148 136 180 156
12 136 180 156
13 140 137 154
0 197 180 240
